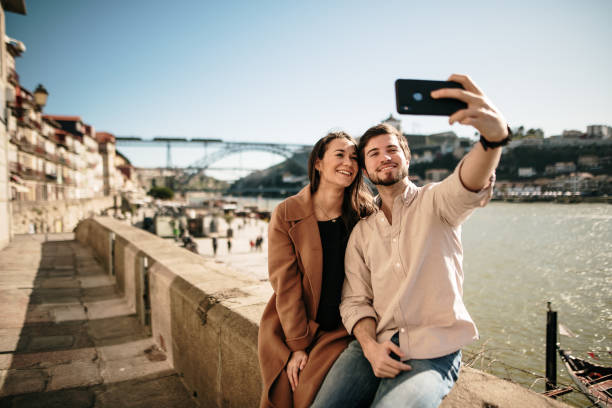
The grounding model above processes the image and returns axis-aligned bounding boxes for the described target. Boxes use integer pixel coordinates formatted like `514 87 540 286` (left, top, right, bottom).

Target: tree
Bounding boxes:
148 186 174 200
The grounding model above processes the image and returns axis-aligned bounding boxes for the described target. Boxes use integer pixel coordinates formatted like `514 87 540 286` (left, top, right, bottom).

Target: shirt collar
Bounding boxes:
373 179 419 210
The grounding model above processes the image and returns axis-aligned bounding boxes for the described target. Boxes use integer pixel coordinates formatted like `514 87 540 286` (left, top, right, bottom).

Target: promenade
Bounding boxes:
0 234 196 407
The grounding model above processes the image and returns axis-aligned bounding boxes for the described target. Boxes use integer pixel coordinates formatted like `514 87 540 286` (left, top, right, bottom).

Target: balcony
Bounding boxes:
8 132 20 145
8 162 19 174
45 173 58 182
7 68 19 85
17 137 35 154
58 156 72 167
21 167 44 181
34 144 46 158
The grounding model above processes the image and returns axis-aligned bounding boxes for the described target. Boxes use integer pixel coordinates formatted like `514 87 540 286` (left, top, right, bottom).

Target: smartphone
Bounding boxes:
395 79 467 116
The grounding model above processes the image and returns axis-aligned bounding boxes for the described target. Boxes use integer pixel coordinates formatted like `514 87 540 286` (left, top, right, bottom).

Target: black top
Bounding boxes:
316 217 349 331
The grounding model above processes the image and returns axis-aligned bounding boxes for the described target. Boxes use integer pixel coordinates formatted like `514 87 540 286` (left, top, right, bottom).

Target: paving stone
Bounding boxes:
82 286 119 302
52 305 87 323
47 361 102 391
85 299 133 320
46 269 75 278
19 322 93 352
3 389 95 408
0 334 20 353
9 348 97 370
37 278 80 289
101 356 173 384
93 375 197 408
0 369 47 397
88 316 143 342
28 336 74 352
78 276 114 289
0 355 12 370
23 305 54 324
97 338 156 361
77 266 106 276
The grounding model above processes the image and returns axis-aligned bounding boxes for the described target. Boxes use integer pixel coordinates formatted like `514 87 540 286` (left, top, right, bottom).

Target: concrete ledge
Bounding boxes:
75 217 569 408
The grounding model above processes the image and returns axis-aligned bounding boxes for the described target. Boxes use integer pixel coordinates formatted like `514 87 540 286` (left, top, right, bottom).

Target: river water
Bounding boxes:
227 198 610 406
461 202 611 407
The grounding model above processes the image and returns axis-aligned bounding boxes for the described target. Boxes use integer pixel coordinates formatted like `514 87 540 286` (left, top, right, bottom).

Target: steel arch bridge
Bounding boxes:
115 137 310 167
180 141 310 184
188 142 307 170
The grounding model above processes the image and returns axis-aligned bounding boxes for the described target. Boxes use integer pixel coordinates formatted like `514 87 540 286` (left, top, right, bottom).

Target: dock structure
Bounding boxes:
0 221 572 407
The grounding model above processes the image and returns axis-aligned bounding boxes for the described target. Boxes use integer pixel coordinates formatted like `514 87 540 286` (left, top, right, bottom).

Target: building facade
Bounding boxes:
1 7 141 239
0 0 26 250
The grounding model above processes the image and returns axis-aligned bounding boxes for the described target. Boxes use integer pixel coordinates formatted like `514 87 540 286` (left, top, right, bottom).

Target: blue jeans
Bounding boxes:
311 333 461 408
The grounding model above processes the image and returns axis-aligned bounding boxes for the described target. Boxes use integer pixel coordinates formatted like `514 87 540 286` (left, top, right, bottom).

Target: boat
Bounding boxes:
558 349 612 407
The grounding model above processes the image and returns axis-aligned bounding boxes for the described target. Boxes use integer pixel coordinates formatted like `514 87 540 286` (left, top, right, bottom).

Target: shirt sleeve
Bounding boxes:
267 203 318 351
340 223 378 334
430 160 495 227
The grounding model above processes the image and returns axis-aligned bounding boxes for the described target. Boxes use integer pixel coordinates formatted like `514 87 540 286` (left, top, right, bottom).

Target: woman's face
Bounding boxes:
315 138 358 189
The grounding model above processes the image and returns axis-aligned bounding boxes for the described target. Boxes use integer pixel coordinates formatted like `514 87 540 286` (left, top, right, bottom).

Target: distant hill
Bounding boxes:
227 151 310 197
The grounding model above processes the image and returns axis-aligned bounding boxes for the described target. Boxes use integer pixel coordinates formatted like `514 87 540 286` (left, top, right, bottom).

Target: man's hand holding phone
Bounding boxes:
431 74 508 142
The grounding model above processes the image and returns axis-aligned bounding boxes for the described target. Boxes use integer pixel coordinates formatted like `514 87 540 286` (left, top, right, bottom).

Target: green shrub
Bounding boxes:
148 186 174 200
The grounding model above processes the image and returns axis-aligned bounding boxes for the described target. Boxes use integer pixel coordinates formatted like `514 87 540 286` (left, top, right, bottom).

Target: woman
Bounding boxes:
258 131 375 408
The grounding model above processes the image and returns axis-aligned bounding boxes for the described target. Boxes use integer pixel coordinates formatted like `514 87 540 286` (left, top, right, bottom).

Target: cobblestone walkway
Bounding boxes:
0 234 197 408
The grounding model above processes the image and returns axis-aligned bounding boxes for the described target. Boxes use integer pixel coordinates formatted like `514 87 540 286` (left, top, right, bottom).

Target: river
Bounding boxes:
461 202 611 407
226 198 610 406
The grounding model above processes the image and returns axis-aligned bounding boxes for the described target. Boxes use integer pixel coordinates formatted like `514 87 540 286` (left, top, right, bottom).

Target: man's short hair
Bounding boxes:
357 123 410 167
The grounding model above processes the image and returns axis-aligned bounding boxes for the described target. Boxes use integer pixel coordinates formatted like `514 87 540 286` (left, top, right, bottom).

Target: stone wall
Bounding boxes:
0 6 9 251
74 217 569 408
11 196 114 234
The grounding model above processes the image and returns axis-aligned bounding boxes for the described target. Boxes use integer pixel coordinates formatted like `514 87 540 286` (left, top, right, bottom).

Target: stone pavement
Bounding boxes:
191 218 269 282
0 234 197 408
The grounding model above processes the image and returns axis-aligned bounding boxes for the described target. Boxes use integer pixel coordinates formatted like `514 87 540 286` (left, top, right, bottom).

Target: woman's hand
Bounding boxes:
286 350 308 391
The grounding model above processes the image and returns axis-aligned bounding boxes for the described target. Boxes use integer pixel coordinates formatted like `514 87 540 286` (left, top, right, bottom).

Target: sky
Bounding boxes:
6 0 612 179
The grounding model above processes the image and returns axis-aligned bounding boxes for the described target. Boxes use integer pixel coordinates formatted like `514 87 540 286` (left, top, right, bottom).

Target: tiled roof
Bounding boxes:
43 115 82 122
96 132 116 143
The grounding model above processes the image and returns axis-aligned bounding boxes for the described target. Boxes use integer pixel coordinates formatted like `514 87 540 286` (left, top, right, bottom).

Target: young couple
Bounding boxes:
258 75 510 408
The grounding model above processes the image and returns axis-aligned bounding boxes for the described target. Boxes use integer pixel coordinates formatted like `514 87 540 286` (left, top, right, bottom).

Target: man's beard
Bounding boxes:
368 166 409 186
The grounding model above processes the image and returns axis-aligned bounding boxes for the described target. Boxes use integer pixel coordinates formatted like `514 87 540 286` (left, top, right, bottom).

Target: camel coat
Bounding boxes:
258 186 351 408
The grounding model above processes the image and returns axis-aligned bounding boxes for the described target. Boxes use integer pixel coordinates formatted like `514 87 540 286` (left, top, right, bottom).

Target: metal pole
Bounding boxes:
546 302 557 392
166 142 172 168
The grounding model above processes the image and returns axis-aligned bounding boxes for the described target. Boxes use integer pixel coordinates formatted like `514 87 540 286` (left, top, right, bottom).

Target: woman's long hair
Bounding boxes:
307 131 375 230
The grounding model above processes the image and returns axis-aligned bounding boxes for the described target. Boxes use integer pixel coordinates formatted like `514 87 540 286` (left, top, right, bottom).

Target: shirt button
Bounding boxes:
392 238 397 242
396 263 401 267
400 328 405 333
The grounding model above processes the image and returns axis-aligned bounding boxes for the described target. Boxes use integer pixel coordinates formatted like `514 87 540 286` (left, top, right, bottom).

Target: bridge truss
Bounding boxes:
115 137 311 182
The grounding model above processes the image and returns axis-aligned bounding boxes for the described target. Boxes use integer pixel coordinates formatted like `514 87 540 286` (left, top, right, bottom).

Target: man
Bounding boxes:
311 74 510 407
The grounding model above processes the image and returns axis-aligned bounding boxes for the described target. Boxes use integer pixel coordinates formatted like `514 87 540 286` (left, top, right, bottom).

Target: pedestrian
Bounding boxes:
312 74 511 407
211 237 218 256
227 239 232 253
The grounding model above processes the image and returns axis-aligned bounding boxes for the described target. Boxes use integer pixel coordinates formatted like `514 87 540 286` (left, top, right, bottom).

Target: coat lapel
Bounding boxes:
285 186 323 318
289 216 322 318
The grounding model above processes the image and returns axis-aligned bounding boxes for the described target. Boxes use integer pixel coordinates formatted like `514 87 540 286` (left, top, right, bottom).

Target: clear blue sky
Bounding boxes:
7 0 612 176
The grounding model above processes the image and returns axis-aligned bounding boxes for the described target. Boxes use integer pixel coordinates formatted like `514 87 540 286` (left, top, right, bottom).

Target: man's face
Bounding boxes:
362 133 409 186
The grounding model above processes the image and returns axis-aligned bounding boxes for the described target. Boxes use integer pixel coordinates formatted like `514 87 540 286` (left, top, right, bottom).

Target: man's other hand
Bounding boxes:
363 340 412 378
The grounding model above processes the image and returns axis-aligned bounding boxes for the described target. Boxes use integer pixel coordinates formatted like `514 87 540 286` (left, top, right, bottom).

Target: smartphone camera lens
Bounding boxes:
412 92 423 101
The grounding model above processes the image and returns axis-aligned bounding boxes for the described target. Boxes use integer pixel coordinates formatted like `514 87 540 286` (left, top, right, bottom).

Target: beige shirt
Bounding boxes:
340 166 493 360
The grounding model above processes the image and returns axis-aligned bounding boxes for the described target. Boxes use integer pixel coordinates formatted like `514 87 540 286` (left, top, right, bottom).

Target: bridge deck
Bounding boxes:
0 234 196 407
